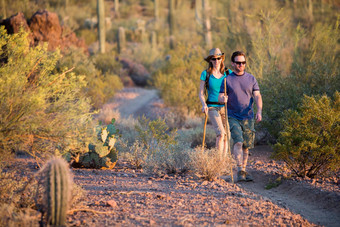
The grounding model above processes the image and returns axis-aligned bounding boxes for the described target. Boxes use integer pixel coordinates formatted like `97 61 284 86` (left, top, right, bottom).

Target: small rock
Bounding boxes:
73 220 81 226
107 200 117 208
201 181 209 186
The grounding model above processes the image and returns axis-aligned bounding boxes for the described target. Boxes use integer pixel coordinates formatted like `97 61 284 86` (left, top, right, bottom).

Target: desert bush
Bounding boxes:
93 52 122 75
86 72 123 109
189 147 234 181
259 21 340 139
56 48 123 109
0 27 94 160
177 121 216 149
273 92 340 179
0 203 39 227
143 141 190 174
77 28 98 45
124 116 190 173
152 44 204 117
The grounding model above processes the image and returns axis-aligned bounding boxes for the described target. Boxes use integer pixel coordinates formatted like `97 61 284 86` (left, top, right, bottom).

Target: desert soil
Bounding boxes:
7 87 340 226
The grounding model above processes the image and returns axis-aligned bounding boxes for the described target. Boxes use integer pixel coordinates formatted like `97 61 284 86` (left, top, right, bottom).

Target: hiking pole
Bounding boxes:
224 78 234 183
202 112 208 152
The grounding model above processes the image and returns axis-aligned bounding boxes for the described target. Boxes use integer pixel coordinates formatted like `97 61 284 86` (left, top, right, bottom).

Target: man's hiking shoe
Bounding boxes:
245 172 254 182
237 171 246 182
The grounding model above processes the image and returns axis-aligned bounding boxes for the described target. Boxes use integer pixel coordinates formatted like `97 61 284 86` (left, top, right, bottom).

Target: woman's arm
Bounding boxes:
199 80 208 114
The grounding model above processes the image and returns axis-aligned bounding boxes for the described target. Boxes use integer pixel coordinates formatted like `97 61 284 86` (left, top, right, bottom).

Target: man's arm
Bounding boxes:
253 90 262 123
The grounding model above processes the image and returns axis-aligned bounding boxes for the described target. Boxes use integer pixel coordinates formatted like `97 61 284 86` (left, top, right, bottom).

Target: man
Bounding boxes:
219 51 262 182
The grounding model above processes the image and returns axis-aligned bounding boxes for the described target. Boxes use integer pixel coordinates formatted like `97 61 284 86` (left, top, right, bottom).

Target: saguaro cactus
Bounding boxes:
202 0 212 48
97 0 106 53
168 0 176 49
117 26 126 54
44 158 72 226
114 0 120 17
154 0 159 28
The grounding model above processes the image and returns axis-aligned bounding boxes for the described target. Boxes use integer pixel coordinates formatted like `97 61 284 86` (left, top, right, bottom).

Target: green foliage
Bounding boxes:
72 118 119 169
260 21 340 138
135 116 177 151
43 157 72 226
152 44 204 116
124 116 190 173
87 72 123 109
265 176 282 190
93 52 122 75
0 27 93 160
273 93 340 179
56 48 123 110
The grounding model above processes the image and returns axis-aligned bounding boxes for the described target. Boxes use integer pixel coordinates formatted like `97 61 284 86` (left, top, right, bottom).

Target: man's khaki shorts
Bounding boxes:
208 106 226 136
228 117 255 149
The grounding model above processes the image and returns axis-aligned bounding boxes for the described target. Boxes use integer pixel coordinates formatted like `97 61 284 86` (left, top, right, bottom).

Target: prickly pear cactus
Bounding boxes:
73 118 119 169
43 157 72 226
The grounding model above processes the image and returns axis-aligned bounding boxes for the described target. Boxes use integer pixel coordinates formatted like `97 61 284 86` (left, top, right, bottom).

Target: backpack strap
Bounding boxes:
205 70 210 92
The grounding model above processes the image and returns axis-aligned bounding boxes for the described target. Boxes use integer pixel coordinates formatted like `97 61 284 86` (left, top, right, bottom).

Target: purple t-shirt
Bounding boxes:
220 72 260 120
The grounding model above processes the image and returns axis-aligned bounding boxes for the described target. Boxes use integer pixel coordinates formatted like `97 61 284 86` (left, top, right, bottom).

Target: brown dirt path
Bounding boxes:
240 146 340 227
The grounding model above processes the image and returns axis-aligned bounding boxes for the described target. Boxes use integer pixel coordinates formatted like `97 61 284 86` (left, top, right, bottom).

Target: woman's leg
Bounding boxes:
208 107 225 153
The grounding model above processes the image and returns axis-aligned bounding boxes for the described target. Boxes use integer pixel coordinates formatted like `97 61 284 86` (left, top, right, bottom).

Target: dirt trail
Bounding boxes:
240 146 340 227
90 87 340 226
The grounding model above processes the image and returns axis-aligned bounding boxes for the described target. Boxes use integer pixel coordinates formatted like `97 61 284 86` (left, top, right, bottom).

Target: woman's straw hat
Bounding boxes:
204 48 225 62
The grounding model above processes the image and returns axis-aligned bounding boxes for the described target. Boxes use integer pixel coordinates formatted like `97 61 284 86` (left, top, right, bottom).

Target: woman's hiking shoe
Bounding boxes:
237 171 246 182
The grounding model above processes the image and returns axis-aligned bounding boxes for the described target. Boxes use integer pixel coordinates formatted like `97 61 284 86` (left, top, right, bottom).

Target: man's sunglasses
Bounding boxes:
211 57 222 61
234 61 246 65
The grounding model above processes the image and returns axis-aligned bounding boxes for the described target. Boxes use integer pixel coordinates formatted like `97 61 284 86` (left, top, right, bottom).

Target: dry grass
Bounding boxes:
189 147 234 181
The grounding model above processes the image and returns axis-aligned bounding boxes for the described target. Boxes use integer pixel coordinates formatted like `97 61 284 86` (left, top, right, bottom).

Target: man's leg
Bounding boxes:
233 142 243 172
233 141 247 182
242 148 249 172
241 119 255 181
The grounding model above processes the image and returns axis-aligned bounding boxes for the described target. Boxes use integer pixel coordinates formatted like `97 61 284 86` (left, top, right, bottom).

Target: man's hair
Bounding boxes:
231 51 246 62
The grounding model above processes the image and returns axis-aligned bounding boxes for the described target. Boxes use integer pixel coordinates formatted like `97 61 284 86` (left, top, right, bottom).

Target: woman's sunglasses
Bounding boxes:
211 57 222 61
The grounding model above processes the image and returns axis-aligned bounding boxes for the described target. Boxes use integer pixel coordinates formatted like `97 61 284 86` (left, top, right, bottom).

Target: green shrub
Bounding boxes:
124 116 190 174
273 92 340 178
57 48 123 109
93 52 122 75
152 44 204 117
0 27 93 160
259 21 340 138
56 46 97 76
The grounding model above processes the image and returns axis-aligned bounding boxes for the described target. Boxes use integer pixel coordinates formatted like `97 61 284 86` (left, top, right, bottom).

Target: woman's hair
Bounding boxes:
206 60 225 74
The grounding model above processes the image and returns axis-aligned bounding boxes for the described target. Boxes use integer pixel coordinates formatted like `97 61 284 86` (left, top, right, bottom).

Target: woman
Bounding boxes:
198 48 232 153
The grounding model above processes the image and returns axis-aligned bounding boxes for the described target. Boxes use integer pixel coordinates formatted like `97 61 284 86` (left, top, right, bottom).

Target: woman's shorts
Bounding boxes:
228 117 255 149
208 106 226 136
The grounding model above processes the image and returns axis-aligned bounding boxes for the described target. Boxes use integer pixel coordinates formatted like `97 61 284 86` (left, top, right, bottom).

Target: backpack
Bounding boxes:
205 67 231 105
